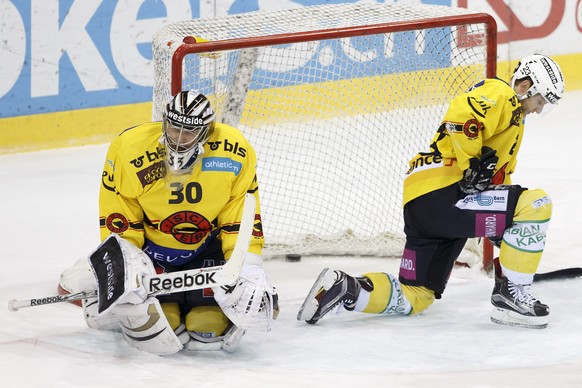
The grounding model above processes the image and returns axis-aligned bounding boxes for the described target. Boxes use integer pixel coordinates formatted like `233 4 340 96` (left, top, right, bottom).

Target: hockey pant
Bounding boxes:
353 185 551 315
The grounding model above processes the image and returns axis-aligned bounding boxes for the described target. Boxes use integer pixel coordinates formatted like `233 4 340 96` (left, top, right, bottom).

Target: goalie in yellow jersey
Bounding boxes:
58 90 277 354
298 54 565 329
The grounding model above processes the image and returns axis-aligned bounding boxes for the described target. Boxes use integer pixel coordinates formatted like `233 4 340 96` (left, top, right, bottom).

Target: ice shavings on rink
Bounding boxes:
1 91 582 387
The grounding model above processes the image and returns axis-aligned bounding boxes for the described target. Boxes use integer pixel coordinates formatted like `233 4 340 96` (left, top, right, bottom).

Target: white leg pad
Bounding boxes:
184 325 246 352
82 297 119 331
113 297 184 355
221 325 245 353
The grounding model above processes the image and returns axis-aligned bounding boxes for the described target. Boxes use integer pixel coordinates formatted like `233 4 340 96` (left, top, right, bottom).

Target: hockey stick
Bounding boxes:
490 256 582 283
8 290 98 311
8 193 256 312
533 267 582 282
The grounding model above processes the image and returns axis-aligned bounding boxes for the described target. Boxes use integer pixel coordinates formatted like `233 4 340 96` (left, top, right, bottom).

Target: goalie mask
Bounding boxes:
161 90 215 175
511 54 565 115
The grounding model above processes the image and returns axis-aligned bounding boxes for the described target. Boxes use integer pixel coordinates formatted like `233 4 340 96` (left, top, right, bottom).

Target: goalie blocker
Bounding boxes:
88 234 225 314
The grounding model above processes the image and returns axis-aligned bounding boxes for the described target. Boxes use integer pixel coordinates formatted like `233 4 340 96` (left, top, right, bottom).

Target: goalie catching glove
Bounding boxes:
459 146 499 194
212 253 278 332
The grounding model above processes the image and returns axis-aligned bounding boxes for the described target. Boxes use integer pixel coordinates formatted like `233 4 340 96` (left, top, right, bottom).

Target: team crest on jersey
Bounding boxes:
106 212 129 233
463 119 482 139
160 211 212 244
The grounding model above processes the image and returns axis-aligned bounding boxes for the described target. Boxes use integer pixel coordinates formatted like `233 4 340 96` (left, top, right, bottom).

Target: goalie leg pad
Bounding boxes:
113 297 184 356
220 325 245 353
184 324 246 352
183 306 245 352
82 297 119 331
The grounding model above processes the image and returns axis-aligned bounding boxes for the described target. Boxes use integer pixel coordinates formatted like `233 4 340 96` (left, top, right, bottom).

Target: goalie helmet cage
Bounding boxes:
152 3 497 269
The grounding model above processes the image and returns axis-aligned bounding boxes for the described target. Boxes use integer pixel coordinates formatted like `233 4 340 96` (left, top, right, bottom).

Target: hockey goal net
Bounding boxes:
152 3 497 265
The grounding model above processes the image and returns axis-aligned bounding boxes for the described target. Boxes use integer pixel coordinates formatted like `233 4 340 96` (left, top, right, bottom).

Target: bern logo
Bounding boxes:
463 119 483 139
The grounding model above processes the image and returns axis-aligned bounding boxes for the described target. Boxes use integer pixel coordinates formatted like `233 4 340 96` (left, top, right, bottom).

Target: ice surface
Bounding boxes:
1 91 582 387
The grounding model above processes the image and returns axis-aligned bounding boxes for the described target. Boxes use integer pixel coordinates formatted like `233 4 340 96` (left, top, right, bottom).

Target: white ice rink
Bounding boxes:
1 91 582 387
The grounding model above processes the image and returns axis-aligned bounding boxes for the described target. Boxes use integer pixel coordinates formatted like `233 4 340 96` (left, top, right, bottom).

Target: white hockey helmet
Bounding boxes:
511 54 565 113
161 90 215 174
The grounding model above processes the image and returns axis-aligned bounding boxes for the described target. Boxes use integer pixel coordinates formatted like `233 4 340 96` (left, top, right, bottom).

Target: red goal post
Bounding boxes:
152 3 497 269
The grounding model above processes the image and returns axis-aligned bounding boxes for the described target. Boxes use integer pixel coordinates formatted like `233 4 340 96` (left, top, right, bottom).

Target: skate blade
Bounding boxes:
296 268 330 322
490 307 548 329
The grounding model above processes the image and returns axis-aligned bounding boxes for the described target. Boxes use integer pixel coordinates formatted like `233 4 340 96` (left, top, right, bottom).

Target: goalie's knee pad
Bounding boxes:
113 297 185 356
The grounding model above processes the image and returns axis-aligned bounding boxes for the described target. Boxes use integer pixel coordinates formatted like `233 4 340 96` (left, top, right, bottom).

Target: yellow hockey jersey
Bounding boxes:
403 78 525 205
99 121 264 266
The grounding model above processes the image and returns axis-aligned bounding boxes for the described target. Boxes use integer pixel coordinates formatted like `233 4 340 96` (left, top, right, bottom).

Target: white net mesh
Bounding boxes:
152 3 494 262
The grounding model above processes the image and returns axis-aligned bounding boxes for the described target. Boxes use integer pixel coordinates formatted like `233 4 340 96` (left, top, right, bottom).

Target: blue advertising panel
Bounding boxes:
0 0 451 119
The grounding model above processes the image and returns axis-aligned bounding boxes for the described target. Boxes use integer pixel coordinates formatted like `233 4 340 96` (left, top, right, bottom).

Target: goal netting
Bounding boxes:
152 3 497 263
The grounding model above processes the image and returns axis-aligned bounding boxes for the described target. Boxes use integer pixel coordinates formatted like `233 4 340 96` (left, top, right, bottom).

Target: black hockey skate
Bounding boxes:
490 275 549 329
297 268 371 324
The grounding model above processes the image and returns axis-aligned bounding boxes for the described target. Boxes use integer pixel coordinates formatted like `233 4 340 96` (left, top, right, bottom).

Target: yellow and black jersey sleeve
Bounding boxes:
403 78 525 205
99 122 164 248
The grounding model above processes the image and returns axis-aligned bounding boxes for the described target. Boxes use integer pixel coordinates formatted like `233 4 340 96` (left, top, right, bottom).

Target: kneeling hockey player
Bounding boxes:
298 54 565 329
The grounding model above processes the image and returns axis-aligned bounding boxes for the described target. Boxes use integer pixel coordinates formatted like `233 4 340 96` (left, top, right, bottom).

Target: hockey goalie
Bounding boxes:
58 90 278 355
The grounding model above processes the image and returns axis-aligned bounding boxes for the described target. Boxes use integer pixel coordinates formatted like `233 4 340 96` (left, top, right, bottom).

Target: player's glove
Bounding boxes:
459 146 499 194
212 253 278 332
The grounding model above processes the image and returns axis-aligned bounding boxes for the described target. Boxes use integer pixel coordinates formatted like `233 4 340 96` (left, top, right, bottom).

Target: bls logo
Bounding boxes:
207 139 246 157
130 145 166 168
